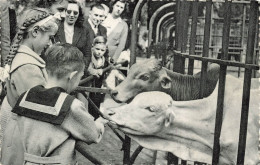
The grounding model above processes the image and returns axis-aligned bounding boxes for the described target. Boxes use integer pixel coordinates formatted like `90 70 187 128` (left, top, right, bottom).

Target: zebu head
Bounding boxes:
107 91 175 135
111 59 172 103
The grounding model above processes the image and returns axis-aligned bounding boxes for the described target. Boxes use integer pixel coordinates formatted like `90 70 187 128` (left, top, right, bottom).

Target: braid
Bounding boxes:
5 11 50 66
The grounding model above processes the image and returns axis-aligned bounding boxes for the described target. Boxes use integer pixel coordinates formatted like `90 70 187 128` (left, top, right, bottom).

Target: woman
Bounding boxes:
102 0 128 62
55 1 91 74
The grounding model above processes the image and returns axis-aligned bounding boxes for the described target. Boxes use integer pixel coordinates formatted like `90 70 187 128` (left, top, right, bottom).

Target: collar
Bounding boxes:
12 85 74 125
88 18 98 30
64 21 74 31
107 14 122 23
17 45 45 64
10 45 46 73
91 54 105 68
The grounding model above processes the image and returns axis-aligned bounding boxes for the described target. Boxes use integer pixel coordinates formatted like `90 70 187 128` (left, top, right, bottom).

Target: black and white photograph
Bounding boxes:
0 0 259 164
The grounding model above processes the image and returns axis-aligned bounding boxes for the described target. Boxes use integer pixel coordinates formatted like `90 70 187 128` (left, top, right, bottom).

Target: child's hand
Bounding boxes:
95 117 109 137
97 69 103 76
96 117 109 125
93 72 100 78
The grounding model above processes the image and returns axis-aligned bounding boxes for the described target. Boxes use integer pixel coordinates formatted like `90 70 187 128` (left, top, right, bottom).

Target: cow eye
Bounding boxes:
145 106 156 112
139 75 150 81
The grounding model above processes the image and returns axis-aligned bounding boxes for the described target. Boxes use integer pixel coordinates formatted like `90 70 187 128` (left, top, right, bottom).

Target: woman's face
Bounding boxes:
65 3 79 25
112 1 125 17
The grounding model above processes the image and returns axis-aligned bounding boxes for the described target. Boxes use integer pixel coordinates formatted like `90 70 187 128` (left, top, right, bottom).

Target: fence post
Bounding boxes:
188 0 199 75
173 0 184 73
237 1 258 164
199 0 212 98
130 0 147 67
212 0 231 164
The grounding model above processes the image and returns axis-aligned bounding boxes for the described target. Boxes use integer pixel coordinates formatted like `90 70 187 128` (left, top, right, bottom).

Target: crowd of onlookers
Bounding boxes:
0 0 130 164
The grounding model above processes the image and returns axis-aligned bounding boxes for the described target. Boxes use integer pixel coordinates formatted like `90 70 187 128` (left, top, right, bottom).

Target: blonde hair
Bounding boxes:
5 8 58 66
92 36 107 47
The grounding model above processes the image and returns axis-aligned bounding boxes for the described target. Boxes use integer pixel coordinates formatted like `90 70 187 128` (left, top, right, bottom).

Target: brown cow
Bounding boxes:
105 75 259 164
111 59 220 103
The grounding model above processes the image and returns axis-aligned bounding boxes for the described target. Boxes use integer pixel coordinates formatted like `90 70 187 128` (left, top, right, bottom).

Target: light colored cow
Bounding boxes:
105 75 259 164
111 59 220 103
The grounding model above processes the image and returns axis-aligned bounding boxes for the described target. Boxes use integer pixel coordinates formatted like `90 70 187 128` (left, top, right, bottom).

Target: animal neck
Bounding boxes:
164 68 200 101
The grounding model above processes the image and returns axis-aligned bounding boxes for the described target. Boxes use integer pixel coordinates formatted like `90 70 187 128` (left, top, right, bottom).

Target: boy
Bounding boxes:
87 36 109 119
1 43 108 165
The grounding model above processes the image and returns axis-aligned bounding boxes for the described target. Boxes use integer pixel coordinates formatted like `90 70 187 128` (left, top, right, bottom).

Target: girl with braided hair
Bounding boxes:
0 8 59 157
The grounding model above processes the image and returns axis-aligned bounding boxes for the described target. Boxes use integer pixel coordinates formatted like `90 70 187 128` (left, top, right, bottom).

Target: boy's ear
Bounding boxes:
31 26 40 37
69 71 78 80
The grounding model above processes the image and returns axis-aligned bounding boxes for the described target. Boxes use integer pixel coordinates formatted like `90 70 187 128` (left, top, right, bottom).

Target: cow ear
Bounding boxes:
160 75 172 89
164 111 175 127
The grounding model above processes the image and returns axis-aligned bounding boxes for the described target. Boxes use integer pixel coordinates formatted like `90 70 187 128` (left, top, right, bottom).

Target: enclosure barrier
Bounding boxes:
0 0 256 164
128 0 259 165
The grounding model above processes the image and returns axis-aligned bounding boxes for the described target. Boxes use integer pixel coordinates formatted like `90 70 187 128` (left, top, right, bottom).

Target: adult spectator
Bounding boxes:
35 0 69 19
83 3 107 43
102 0 128 62
82 3 107 74
55 1 91 73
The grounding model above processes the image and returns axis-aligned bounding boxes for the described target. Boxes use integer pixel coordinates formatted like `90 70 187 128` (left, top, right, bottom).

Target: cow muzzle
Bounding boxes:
110 90 123 103
110 90 134 104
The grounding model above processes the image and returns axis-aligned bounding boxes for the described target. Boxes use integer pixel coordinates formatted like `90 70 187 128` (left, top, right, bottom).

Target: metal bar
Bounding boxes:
237 1 258 164
76 141 107 165
157 13 175 44
148 2 175 47
186 0 256 3
238 4 247 78
81 92 125 145
129 146 144 164
212 0 231 164
0 4 2 66
79 60 127 85
123 135 131 164
199 0 212 98
168 0 185 163
188 0 199 75
167 152 179 165
253 7 259 78
76 87 111 94
179 0 190 73
173 0 185 73
130 0 147 67
129 1 147 163
175 0 181 50
202 0 212 58
147 0 151 58
172 51 259 69
109 126 124 142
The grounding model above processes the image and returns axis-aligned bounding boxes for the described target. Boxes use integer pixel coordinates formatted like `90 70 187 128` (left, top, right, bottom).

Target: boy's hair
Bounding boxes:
92 36 107 47
44 43 85 79
5 8 58 66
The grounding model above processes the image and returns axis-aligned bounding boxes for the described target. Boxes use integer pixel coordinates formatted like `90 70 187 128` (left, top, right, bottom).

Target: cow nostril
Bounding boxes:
110 90 118 97
107 110 115 116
